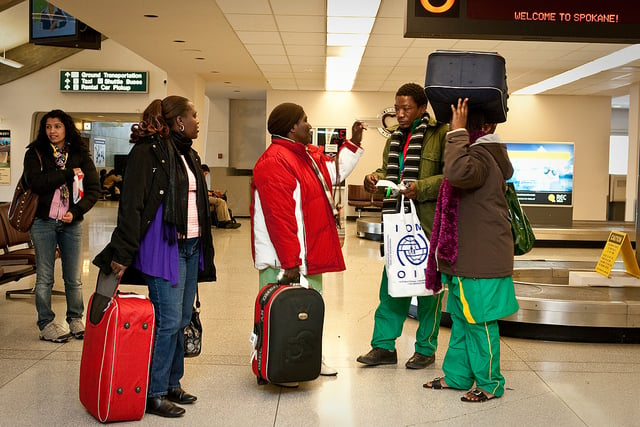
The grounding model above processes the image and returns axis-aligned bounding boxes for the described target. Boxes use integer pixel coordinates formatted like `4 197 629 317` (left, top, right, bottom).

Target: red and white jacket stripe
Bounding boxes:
251 136 363 275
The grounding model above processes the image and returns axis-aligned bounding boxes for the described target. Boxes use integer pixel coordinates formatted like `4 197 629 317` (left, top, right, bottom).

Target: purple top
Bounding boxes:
134 204 179 285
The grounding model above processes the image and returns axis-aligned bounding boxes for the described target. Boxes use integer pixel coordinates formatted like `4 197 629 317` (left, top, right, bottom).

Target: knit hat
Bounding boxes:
267 103 305 137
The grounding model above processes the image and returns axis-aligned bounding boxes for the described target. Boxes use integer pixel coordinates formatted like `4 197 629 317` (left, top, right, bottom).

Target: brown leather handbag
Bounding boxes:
9 150 41 232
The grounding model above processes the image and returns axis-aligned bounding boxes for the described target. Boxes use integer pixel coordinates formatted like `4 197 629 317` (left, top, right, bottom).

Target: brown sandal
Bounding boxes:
423 377 450 389
460 388 497 402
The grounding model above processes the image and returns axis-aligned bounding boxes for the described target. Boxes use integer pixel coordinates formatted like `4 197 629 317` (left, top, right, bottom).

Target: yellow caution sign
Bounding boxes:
595 231 640 278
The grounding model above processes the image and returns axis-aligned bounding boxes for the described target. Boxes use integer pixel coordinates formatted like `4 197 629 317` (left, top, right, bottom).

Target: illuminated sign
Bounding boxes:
59 70 148 93
506 142 573 206
406 0 640 43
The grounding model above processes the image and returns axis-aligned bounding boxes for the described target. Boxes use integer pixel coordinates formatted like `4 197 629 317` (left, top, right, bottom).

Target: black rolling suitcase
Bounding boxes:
251 281 324 385
425 50 508 123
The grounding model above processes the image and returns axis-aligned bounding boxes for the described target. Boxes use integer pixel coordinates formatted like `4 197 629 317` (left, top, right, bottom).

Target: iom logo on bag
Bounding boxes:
395 225 429 266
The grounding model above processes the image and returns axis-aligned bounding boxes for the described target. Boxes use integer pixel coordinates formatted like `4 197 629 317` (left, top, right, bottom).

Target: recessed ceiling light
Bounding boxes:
143 14 158 18
173 40 185 43
195 57 205 60
224 81 232 84
325 0 381 91
210 71 220 74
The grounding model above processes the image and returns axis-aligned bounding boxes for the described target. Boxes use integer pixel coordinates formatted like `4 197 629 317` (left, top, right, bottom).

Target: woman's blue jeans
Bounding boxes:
146 237 199 397
31 218 84 330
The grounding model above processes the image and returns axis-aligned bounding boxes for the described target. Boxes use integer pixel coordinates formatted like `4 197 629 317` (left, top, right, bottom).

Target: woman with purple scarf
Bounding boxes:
93 96 215 418
423 98 518 402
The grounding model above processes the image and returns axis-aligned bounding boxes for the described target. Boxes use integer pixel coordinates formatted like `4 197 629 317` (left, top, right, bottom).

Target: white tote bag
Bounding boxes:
383 196 434 297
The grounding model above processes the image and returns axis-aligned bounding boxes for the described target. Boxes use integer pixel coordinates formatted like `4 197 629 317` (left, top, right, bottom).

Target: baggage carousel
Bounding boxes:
356 217 636 244
357 217 640 342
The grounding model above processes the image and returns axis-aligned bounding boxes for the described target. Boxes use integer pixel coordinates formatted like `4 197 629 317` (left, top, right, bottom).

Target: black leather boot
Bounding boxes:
146 396 185 418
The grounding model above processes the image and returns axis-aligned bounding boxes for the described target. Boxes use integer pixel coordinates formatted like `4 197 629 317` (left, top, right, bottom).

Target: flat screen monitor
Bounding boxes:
29 0 101 50
506 142 574 206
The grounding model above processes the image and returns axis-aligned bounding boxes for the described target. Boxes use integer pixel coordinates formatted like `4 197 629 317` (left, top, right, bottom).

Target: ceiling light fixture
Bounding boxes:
325 0 381 91
0 49 23 69
514 44 640 95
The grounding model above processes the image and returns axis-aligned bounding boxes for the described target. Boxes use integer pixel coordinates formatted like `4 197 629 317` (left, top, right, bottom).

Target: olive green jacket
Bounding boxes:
371 116 448 237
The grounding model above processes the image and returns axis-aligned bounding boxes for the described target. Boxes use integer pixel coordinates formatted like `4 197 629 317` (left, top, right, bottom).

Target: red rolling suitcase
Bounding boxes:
79 271 155 423
251 280 324 385
425 50 509 124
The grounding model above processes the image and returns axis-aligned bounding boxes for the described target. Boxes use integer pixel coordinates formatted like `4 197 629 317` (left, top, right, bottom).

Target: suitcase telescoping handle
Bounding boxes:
96 270 120 297
88 271 121 326
276 269 309 288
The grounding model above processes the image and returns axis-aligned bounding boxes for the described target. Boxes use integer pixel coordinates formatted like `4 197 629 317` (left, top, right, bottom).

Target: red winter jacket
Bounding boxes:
251 136 363 275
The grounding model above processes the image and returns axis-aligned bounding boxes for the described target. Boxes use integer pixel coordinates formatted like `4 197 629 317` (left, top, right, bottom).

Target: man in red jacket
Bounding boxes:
251 102 365 381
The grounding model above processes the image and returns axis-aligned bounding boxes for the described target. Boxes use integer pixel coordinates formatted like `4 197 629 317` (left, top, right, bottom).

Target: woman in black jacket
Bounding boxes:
93 96 215 418
24 109 100 343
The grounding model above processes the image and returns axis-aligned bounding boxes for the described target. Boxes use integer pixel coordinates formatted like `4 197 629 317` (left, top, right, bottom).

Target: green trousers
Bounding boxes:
371 267 443 356
441 275 516 397
258 268 323 292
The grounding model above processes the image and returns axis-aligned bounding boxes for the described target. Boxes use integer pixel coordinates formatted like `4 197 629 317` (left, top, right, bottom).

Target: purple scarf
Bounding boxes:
425 179 458 292
425 130 486 292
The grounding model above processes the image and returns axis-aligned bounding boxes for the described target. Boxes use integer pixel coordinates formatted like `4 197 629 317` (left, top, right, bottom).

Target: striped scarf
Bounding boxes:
382 116 429 214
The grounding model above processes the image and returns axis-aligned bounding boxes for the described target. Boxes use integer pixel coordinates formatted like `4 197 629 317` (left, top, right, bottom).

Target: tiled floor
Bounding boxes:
1 203 639 426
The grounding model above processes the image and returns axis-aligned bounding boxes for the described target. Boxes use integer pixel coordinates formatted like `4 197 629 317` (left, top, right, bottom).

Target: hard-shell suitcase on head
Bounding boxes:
251 282 324 384
79 271 155 423
425 50 508 124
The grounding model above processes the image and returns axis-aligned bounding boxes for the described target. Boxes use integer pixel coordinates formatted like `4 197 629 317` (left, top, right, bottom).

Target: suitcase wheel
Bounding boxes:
257 377 268 385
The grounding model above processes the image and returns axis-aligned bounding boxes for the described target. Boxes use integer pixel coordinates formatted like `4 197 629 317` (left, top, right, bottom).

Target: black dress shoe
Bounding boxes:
146 396 185 418
356 348 397 366
405 352 435 369
167 387 197 404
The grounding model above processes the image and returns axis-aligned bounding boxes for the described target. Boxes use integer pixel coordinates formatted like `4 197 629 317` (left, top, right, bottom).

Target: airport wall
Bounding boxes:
0 40 614 221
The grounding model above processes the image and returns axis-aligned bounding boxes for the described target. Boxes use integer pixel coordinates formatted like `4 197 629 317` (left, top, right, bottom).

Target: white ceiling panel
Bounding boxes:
259 64 292 72
225 14 278 31
285 45 325 56
368 34 412 48
289 55 324 65
281 32 325 45
215 0 271 14
290 63 323 73
252 55 290 65
245 44 286 56
365 46 406 58
235 31 282 44
270 0 325 16
274 16 325 32
371 17 405 35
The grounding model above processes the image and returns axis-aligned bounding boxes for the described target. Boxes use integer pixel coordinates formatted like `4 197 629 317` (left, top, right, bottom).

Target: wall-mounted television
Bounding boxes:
506 142 574 206
29 0 101 50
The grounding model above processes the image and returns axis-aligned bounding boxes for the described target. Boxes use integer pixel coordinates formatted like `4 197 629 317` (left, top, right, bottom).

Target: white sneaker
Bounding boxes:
69 318 85 339
320 358 338 376
39 321 71 343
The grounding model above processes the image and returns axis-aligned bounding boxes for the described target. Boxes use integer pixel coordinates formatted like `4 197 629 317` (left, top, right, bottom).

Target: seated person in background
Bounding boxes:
99 169 107 188
98 169 110 199
201 164 241 229
102 169 123 200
